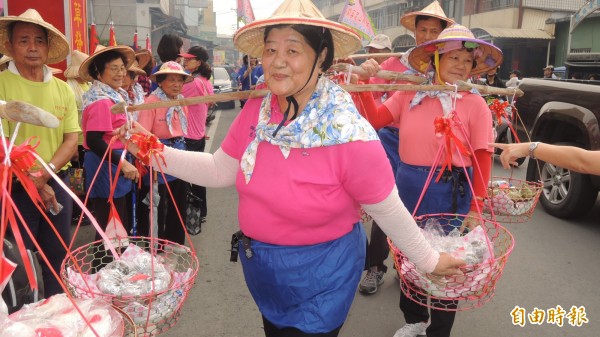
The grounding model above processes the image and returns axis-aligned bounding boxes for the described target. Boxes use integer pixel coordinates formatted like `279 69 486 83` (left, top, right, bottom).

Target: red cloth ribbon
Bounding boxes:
2 139 45 207
434 116 471 182
489 99 509 125
128 134 165 167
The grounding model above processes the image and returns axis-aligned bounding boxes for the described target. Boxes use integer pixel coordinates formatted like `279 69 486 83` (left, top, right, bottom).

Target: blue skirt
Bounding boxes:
84 150 133 199
396 161 472 233
142 138 186 185
239 223 366 333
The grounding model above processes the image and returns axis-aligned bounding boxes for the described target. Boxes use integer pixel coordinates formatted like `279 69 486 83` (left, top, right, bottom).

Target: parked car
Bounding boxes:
211 66 236 110
514 77 600 218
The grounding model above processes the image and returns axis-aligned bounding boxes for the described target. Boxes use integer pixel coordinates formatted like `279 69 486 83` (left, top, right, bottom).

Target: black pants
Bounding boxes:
262 316 342 337
137 178 188 244
365 221 389 273
400 287 457 337
184 137 207 218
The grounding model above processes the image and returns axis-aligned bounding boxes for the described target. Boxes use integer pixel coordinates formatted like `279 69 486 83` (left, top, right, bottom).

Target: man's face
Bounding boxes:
250 58 258 66
5 22 49 69
415 17 444 45
544 68 552 77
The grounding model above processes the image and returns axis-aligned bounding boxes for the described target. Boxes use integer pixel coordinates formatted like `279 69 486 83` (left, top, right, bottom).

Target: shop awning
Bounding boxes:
472 27 554 41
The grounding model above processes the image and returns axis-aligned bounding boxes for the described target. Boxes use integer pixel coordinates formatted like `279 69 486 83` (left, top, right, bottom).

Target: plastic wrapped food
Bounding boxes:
2 294 123 337
488 180 536 215
400 219 494 298
97 245 171 296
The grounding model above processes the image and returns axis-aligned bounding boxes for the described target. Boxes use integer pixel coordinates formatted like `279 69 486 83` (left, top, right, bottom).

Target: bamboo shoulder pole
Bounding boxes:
347 52 404 59
111 83 524 114
329 63 427 84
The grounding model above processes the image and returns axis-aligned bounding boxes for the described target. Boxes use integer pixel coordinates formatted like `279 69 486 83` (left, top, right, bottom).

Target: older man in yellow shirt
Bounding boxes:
0 9 80 297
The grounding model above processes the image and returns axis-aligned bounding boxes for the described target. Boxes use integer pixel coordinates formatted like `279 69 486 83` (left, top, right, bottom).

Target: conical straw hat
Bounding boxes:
149 61 191 82
400 1 456 32
128 60 147 76
0 9 70 64
408 24 503 76
135 49 152 70
234 0 362 59
64 50 89 79
0 55 12 66
79 44 135 82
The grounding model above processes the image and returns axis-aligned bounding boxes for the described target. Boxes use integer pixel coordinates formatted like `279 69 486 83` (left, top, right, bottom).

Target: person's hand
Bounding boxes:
120 160 140 183
28 170 51 190
490 142 529 169
39 183 59 212
114 121 153 157
358 58 380 80
460 210 481 233
431 252 466 276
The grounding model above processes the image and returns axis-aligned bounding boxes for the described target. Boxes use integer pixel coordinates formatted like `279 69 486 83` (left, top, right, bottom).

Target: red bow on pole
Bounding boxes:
145 33 151 54
89 23 99 53
109 22 117 47
128 134 165 167
489 99 509 125
133 30 139 51
433 116 471 182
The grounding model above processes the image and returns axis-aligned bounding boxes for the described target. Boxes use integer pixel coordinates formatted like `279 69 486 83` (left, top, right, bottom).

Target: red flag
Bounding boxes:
145 33 151 53
133 30 138 51
109 22 117 47
237 0 255 24
89 23 99 52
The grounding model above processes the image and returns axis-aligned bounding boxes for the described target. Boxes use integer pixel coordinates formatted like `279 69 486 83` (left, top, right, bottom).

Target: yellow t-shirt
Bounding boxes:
0 70 81 168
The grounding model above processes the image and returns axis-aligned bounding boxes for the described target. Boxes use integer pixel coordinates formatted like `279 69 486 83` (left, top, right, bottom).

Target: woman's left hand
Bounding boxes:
431 252 466 276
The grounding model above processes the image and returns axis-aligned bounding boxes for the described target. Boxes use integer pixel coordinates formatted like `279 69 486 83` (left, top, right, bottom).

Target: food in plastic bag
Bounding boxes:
1 294 123 337
97 245 171 296
487 180 536 215
400 219 494 298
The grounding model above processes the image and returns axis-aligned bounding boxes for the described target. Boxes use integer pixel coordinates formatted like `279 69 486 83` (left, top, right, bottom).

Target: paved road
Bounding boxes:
119 104 599 337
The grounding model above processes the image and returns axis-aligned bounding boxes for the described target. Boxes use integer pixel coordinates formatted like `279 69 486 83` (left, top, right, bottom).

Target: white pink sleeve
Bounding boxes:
154 146 238 188
361 187 440 273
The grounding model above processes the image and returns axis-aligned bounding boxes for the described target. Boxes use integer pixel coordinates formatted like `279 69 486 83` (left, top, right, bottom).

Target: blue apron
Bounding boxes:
84 149 133 199
396 161 472 234
239 223 366 333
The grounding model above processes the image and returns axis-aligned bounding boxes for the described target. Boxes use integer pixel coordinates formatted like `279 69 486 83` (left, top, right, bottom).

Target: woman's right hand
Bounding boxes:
358 58 380 80
120 160 140 183
431 252 466 276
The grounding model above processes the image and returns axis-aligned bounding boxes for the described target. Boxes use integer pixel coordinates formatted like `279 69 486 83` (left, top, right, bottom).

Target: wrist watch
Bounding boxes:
48 162 57 172
528 142 540 159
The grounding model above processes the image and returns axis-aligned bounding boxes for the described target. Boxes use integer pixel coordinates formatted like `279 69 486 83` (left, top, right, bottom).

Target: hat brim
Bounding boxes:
79 46 136 82
64 66 80 79
149 70 191 82
136 51 151 69
408 37 503 76
178 53 197 59
234 17 362 59
400 12 456 33
0 16 70 64
128 65 146 76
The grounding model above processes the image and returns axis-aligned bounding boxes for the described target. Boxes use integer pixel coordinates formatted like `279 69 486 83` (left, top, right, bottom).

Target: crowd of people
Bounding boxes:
3 1 598 337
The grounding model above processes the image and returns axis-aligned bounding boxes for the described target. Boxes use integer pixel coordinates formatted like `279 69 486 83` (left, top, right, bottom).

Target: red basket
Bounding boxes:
389 213 514 311
61 237 199 337
484 177 543 223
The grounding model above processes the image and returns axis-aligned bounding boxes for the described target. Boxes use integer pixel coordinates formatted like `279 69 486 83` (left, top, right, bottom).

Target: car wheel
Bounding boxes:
528 142 598 218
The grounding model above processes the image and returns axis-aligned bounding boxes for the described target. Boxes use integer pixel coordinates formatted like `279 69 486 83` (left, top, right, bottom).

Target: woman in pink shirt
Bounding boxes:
355 24 502 337
79 45 139 248
179 46 215 233
119 1 464 335
136 61 190 245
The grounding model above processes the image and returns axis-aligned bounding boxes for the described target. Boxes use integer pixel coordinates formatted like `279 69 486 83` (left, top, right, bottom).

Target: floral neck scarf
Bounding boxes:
409 87 479 117
82 80 128 110
151 87 188 135
240 76 379 183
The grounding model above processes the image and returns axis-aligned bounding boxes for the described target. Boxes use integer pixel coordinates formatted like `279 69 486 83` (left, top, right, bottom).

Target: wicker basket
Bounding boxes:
389 213 514 311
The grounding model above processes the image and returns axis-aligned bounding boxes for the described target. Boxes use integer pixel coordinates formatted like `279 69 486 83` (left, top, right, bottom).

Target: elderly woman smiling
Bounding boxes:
119 0 465 336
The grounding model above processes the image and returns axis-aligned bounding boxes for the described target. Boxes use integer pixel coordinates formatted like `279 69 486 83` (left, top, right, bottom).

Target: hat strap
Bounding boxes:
434 50 444 85
272 29 327 137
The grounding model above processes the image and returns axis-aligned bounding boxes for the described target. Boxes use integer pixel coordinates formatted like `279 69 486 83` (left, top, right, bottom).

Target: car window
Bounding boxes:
213 67 230 81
